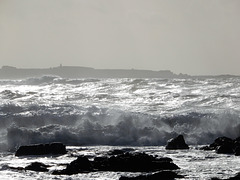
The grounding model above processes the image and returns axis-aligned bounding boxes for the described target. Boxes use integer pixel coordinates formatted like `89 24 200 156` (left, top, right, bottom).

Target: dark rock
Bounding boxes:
216 144 234 154
25 162 49 172
15 142 67 156
93 156 110 171
52 155 96 175
108 149 128 156
108 148 135 155
227 172 240 180
210 137 234 150
201 137 239 155
6 165 25 171
233 138 240 156
235 137 240 144
53 151 179 175
199 146 215 151
103 152 179 172
166 135 189 150
234 146 240 156
59 156 93 175
119 170 184 180
48 142 67 154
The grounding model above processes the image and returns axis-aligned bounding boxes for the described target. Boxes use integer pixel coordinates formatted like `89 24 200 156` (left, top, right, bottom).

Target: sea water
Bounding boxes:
0 76 240 179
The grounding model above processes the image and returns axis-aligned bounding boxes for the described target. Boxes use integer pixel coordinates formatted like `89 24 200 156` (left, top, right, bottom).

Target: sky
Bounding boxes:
0 0 240 75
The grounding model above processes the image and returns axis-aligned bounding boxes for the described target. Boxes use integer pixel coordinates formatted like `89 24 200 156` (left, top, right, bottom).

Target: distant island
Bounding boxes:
0 65 238 79
0 65 190 79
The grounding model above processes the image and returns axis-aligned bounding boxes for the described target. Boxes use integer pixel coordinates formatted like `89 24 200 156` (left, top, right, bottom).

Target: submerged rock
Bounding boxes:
25 162 49 172
200 145 215 151
166 135 189 150
60 156 93 175
107 148 135 155
15 142 67 156
53 151 179 175
211 172 240 180
8 162 50 172
119 170 184 180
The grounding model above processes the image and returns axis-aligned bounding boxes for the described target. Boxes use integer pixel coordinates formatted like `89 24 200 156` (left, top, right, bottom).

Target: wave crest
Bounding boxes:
4 108 240 150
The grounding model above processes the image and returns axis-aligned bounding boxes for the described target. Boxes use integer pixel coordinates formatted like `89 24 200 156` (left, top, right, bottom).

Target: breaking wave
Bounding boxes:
0 77 240 150
2 106 240 150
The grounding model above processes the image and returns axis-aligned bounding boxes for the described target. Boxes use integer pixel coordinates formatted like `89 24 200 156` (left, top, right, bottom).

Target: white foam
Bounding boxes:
0 77 239 149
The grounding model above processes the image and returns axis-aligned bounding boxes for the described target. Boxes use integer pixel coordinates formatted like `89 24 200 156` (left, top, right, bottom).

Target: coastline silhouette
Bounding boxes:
0 65 180 79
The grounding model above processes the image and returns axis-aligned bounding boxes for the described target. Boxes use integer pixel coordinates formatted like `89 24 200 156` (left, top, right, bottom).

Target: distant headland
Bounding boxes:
0 65 190 79
0 65 238 79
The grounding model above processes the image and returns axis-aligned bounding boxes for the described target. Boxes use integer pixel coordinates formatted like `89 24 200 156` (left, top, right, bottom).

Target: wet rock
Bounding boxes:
234 146 240 156
166 135 189 150
234 137 240 144
201 136 240 155
53 151 179 175
199 145 215 151
210 137 234 150
57 156 92 175
234 137 240 156
216 144 234 154
15 142 67 156
119 170 184 180
101 152 179 172
5 165 25 171
108 149 126 155
107 148 135 155
25 162 49 172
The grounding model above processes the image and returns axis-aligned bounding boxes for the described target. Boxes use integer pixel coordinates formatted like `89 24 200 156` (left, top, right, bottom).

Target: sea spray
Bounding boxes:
0 77 240 149
5 107 240 149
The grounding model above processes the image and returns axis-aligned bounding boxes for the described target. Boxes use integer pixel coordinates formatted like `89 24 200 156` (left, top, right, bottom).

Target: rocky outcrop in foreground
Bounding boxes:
201 136 240 156
53 151 180 175
9 148 184 179
13 147 183 179
15 142 67 156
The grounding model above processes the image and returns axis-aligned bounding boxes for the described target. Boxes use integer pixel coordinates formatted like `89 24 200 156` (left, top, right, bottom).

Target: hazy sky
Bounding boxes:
0 0 240 75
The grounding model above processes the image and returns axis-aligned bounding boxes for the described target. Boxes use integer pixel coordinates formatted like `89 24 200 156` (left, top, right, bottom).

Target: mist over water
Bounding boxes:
0 76 240 150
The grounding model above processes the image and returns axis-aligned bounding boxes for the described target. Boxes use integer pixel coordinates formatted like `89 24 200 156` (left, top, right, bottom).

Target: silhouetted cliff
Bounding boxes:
0 65 180 79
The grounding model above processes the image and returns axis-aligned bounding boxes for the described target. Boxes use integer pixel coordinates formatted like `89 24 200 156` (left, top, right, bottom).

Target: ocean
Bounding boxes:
0 76 240 179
